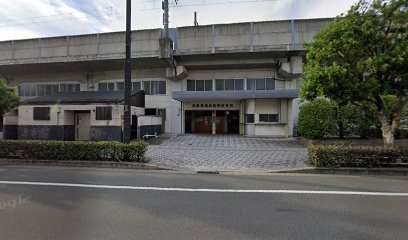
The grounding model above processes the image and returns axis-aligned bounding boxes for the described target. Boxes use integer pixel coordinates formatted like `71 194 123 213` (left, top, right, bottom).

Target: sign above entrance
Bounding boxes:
184 101 241 111
192 103 233 108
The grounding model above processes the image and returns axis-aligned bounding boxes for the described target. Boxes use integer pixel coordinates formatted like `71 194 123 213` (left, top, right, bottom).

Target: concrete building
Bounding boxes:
1 18 332 139
3 90 163 141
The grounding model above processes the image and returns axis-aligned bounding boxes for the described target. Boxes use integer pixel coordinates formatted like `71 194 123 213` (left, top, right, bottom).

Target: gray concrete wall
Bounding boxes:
176 18 332 55
3 125 17 139
15 125 119 141
90 126 122 142
0 29 161 65
18 125 66 140
0 18 332 65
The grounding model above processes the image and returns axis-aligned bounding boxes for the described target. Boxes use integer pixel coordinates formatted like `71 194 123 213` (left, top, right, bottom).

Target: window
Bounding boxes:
245 114 254 123
19 83 80 97
196 80 205 91
132 82 141 91
18 85 36 97
187 80 213 91
143 81 151 95
98 83 115 91
215 79 224 91
187 80 195 91
266 78 275 90
151 81 159 95
37 84 59 96
143 81 166 95
60 84 80 93
256 78 265 90
205 80 213 91
247 79 255 90
116 82 124 91
96 107 112 120
247 78 275 91
215 79 245 91
33 107 50 120
235 79 244 90
225 79 234 91
158 81 166 94
259 114 279 123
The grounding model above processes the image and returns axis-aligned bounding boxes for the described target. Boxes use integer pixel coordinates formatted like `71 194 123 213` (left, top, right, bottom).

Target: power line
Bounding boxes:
0 6 120 28
0 0 282 29
136 0 282 11
173 0 281 8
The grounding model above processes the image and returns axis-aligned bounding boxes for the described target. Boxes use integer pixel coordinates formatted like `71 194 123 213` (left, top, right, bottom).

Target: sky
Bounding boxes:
0 0 360 41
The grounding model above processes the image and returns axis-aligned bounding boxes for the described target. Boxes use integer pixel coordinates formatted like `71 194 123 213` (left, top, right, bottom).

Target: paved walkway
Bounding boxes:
147 134 308 171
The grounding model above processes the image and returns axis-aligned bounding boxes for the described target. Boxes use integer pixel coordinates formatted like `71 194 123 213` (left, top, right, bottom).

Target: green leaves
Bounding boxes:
302 0 408 101
0 80 19 115
0 140 149 162
301 0 408 146
308 145 408 168
297 99 337 139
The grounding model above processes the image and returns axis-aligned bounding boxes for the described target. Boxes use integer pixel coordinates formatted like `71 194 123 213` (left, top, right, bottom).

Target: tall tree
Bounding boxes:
301 0 408 146
0 80 19 117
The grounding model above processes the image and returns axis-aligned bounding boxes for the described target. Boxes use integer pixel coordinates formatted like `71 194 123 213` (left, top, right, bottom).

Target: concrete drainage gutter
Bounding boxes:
0 159 172 171
1 159 407 176
273 167 408 176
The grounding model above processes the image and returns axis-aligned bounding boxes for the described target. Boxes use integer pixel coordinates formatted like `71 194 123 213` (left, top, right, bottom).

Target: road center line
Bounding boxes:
1 180 408 197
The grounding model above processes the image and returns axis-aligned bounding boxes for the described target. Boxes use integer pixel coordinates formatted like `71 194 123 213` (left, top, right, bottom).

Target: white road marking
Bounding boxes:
0 180 408 197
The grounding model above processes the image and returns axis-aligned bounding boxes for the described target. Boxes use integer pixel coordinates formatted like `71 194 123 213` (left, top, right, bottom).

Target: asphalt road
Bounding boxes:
0 166 407 240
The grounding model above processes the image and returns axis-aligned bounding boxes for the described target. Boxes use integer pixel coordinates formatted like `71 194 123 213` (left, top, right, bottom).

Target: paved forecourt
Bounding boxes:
147 134 308 171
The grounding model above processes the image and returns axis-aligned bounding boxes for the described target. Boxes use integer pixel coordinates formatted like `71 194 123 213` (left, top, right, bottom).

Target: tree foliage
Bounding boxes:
301 0 408 146
297 99 337 139
0 80 19 116
298 99 370 139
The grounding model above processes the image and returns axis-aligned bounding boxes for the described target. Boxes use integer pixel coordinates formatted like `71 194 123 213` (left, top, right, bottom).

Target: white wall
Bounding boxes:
18 104 124 126
245 99 255 113
138 116 162 126
3 115 18 125
254 124 286 136
255 99 279 114
243 99 289 137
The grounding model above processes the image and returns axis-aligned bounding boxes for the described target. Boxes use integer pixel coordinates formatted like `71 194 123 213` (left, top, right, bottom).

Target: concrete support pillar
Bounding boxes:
212 110 216 135
224 111 228 133
240 100 245 135
191 111 196 132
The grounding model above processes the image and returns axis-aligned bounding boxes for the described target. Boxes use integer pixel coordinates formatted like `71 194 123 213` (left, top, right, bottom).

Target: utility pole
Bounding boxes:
162 0 169 38
194 11 198 26
123 0 132 144
162 0 177 38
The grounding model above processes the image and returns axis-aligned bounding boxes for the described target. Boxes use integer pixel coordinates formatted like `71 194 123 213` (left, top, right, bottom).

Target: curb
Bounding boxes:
0 159 172 171
1 159 407 176
273 167 408 176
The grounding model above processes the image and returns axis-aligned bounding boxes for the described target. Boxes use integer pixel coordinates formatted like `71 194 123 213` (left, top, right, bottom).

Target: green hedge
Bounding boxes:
297 99 337 139
308 145 408 168
0 140 149 162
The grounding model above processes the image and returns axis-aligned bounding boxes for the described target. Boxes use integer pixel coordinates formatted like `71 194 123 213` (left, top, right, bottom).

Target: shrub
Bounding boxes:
335 104 364 138
297 99 337 139
308 145 408 168
0 140 149 162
